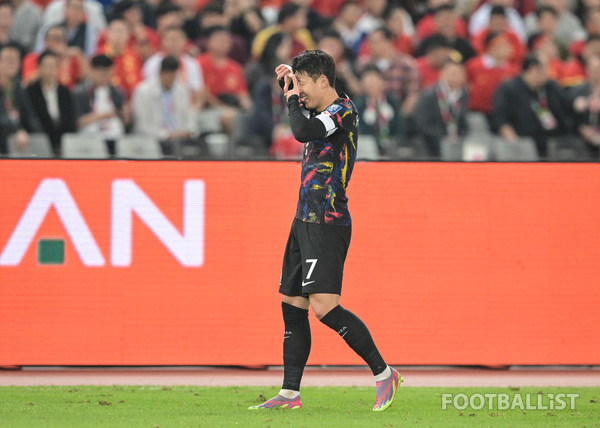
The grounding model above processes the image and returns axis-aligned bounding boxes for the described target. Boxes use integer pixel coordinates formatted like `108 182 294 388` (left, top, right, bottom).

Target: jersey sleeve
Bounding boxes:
315 103 354 137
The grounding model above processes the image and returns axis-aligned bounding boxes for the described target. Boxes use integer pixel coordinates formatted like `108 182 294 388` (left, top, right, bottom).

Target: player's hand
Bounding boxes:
275 64 292 81
284 74 300 100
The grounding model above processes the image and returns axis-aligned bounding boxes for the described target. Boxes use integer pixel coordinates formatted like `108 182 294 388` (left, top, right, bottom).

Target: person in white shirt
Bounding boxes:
133 55 199 156
142 25 204 108
469 0 527 42
72 54 129 154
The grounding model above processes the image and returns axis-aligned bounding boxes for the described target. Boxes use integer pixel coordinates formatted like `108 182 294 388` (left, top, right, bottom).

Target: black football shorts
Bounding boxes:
279 218 351 297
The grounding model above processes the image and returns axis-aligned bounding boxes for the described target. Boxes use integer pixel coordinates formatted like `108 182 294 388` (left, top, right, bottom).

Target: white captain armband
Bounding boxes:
316 111 338 137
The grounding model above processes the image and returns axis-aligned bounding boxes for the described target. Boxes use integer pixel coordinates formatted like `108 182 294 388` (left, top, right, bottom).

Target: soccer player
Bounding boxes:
249 50 401 412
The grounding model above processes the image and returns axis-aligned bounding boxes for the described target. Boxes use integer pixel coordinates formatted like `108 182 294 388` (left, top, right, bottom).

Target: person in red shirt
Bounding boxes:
562 36 600 87
471 5 526 67
97 0 160 62
21 25 83 88
466 32 519 114
416 0 468 43
570 7 600 59
197 25 252 135
357 5 414 58
95 19 142 100
416 34 452 89
528 32 565 82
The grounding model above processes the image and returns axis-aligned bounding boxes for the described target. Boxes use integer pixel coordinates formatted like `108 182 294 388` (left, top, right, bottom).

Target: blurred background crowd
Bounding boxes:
2 0 600 160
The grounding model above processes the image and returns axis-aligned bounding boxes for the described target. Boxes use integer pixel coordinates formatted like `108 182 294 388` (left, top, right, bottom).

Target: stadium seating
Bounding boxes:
116 135 162 159
61 134 110 159
7 133 53 158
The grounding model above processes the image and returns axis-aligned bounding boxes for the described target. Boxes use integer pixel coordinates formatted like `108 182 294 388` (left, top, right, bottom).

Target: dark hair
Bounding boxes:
371 26 394 41
536 5 558 19
484 31 504 49
37 49 58 65
260 32 289 70
155 1 181 20
527 31 546 51
422 34 451 53
490 5 506 17
433 3 455 15
292 49 336 87
204 25 229 38
522 53 542 71
202 1 224 15
278 2 302 24
359 64 384 79
110 0 137 20
90 54 113 68
44 24 66 40
0 41 22 56
586 34 600 44
383 5 402 21
160 55 180 72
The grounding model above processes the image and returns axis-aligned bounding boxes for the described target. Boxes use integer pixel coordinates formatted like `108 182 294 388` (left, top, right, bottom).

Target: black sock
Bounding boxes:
320 305 387 376
281 302 311 391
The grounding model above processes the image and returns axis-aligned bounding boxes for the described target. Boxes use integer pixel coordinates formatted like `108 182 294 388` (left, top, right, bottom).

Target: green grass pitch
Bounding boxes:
1 386 599 427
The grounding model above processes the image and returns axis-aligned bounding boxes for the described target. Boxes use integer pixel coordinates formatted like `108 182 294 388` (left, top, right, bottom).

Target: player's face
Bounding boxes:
295 71 320 109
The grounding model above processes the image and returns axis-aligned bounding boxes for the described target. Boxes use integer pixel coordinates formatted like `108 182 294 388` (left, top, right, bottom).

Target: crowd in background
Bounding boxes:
2 0 600 160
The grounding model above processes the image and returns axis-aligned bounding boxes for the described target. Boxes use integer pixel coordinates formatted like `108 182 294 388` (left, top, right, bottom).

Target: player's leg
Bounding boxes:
250 220 310 410
311 293 401 410
303 223 401 411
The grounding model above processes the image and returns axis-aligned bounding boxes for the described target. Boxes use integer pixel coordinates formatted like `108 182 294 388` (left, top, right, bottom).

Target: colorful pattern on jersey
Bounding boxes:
296 96 358 226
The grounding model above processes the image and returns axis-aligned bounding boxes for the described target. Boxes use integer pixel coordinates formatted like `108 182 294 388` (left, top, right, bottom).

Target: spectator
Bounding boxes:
132 55 198 155
357 0 414 37
247 32 296 156
466 32 519 115
8 0 43 52
245 31 291 93
416 0 468 43
317 30 361 98
414 58 469 157
416 34 452 89
96 18 142 100
562 35 600 87
471 5 526 67
144 25 204 107
23 50 76 156
72 54 128 153
354 65 404 156
195 2 249 64
251 2 314 59
331 0 364 56
415 3 476 62
41 0 106 37
356 27 420 115
571 54 600 157
154 1 183 39
570 7 600 59
173 0 201 41
22 25 84 88
290 0 328 34
36 0 101 57
469 0 527 43
224 0 265 53
97 0 160 62
524 0 585 47
0 43 32 154
197 25 252 135
0 2 23 52
358 5 414 57
492 53 571 157
528 32 565 82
